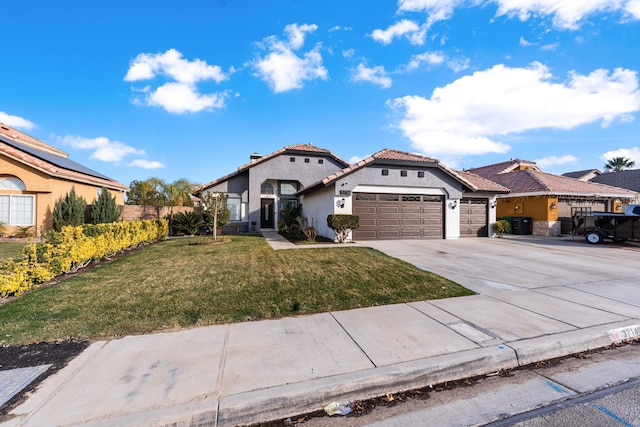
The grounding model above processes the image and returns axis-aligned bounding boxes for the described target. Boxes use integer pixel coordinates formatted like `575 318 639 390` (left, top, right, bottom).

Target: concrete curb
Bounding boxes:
217 345 518 427
507 319 640 366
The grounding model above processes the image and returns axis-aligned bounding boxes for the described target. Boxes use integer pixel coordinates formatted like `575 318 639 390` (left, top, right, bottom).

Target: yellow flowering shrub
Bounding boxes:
0 219 168 298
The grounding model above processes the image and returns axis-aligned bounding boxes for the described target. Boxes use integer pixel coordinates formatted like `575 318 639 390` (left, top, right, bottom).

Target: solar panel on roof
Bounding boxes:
0 134 115 182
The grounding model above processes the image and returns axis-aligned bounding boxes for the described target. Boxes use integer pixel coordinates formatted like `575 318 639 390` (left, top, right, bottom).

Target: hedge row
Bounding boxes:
0 219 168 298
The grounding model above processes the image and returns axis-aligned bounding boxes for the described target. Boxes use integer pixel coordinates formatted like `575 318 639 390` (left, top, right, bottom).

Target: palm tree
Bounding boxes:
162 178 196 218
604 157 635 172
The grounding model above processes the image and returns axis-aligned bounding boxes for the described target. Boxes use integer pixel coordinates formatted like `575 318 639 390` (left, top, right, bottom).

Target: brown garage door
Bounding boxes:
353 193 443 240
460 198 488 237
558 199 606 234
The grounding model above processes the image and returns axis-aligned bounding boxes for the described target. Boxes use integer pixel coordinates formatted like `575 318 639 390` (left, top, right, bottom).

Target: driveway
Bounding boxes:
358 235 640 299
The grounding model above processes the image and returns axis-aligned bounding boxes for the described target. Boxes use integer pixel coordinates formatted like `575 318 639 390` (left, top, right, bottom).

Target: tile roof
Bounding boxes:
591 169 640 193
0 123 67 157
455 170 510 193
562 169 601 180
0 124 128 191
299 148 509 195
194 143 349 193
473 167 636 197
466 159 539 177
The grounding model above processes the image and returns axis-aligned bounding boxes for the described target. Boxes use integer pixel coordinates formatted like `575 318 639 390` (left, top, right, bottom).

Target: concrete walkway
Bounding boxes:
3 235 640 426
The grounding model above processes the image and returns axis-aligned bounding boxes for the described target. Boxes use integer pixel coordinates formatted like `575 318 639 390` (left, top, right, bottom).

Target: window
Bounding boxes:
96 187 103 197
381 169 389 176
261 183 275 195
401 170 407 177
318 159 324 164
280 181 298 195
304 158 310 163
418 171 425 178
380 194 399 202
228 197 241 221
290 157 296 162
0 194 35 225
0 177 26 190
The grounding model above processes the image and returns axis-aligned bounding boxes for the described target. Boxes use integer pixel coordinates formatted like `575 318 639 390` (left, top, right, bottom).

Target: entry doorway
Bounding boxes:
261 198 275 228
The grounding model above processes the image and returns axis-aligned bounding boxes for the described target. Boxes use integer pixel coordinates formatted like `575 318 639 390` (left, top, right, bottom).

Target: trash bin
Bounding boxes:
511 217 532 235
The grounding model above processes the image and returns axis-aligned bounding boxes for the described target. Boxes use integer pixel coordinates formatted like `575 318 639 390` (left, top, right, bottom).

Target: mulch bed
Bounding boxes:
0 339 90 420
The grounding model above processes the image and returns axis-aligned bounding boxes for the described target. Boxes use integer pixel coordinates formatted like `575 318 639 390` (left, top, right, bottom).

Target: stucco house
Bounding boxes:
589 169 640 203
196 145 509 240
468 159 638 236
0 123 128 237
194 143 350 233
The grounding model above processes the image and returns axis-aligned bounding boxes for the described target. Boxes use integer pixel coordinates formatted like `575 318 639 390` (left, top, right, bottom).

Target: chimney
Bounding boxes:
250 152 261 161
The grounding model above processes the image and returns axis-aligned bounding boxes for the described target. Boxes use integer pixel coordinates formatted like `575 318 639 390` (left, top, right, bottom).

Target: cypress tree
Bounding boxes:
90 188 121 224
52 187 87 231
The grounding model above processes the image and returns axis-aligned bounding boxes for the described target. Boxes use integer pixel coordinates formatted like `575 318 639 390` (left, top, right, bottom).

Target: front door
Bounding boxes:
261 198 275 228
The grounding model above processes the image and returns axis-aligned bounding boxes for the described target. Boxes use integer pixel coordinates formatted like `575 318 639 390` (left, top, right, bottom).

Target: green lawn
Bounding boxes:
0 235 473 345
0 242 25 261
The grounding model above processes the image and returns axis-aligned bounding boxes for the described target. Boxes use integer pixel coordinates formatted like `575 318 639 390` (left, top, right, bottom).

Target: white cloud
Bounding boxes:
56 135 146 163
406 51 446 71
627 0 640 18
253 23 328 93
351 64 392 89
128 159 165 169
404 51 469 73
541 43 560 51
124 49 229 114
148 83 229 114
0 112 36 130
386 1 640 36
342 49 355 58
398 0 465 27
535 155 579 169
601 147 640 165
519 36 533 46
492 0 640 29
370 19 426 45
390 63 640 157
125 48 227 84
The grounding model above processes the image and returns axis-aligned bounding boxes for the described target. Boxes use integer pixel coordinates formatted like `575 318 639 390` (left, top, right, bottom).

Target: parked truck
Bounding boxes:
572 205 640 244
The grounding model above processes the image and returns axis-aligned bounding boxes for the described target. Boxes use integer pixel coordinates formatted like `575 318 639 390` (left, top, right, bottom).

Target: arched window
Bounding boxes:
261 183 274 195
0 177 26 191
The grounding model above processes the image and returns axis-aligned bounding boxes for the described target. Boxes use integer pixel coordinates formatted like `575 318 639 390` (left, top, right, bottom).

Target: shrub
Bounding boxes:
53 187 86 231
492 219 511 237
296 217 317 242
90 188 121 224
0 219 168 298
172 211 205 236
327 214 360 243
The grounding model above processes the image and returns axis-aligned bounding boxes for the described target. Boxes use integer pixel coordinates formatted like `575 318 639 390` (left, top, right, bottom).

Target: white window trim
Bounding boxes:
0 194 36 226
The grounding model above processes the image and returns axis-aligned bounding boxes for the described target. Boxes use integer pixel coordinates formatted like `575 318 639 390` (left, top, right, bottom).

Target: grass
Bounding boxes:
0 242 26 261
0 235 473 346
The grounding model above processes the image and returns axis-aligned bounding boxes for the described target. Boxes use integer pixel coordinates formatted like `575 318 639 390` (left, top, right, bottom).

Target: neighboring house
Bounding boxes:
562 169 601 181
589 169 640 203
0 123 128 236
197 145 510 240
468 159 638 236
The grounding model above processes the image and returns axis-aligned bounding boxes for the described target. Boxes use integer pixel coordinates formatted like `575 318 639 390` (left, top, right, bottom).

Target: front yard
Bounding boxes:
0 242 25 261
0 235 472 346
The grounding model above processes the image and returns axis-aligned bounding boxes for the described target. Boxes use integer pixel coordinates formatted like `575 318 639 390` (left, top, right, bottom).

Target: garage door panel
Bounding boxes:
353 193 444 240
460 198 488 237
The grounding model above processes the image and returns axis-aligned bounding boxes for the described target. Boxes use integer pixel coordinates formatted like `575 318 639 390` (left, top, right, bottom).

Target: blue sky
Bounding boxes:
2 0 640 187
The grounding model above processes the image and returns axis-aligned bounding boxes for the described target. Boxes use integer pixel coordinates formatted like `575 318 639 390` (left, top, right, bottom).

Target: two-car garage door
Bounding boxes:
353 193 444 240
353 193 489 240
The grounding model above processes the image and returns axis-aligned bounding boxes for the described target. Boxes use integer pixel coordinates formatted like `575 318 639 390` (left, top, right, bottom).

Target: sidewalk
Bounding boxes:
3 235 640 426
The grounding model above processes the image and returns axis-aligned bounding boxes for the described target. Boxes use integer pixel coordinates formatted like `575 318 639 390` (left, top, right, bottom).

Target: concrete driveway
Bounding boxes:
357 235 640 295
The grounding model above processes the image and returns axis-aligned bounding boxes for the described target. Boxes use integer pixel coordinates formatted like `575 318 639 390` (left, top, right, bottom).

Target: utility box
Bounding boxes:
511 217 532 235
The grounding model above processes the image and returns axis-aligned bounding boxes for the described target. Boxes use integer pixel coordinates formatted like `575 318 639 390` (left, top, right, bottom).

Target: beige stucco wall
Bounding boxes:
1 156 125 236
